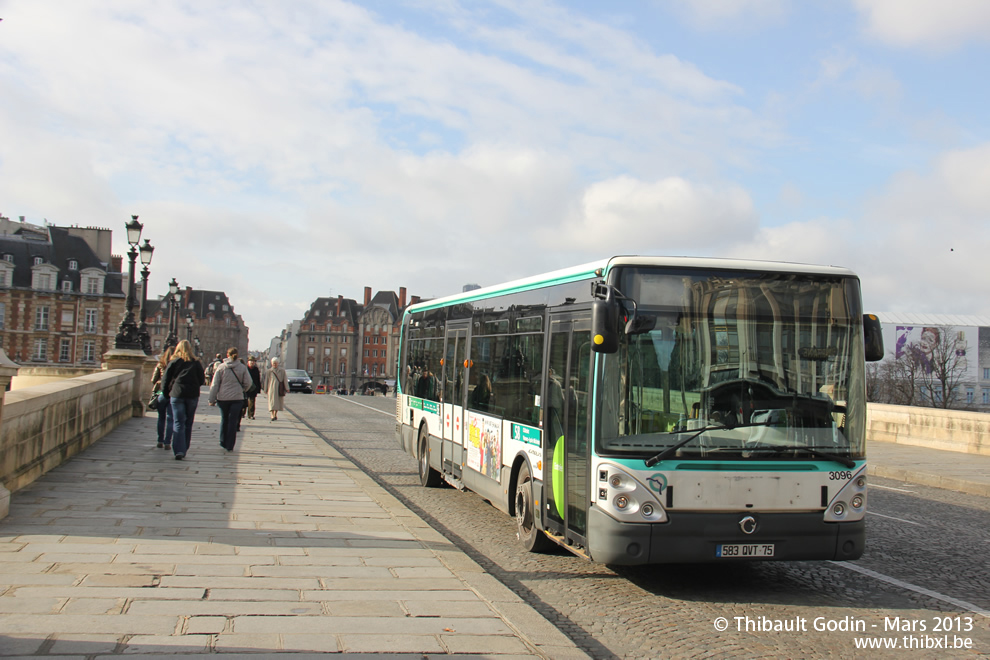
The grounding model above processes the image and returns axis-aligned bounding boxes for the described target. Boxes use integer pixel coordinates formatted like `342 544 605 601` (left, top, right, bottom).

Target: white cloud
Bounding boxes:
668 0 790 31
853 0 990 49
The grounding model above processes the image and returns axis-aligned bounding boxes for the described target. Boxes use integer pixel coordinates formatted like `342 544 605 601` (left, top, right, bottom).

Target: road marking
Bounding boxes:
831 562 990 618
867 511 921 526
870 484 916 493
334 396 395 417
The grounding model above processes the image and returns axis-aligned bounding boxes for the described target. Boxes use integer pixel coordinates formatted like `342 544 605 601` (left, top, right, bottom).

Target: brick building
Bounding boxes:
145 287 249 361
295 287 418 390
0 219 126 366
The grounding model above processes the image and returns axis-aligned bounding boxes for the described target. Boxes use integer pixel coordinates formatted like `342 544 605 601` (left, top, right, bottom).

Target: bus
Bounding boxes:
395 256 884 565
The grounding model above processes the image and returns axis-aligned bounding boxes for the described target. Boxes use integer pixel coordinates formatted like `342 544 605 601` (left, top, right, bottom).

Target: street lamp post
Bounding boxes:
186 315 194 342
193 336 201 358
138 239 154 355
114 215 144 350
164 278 179 350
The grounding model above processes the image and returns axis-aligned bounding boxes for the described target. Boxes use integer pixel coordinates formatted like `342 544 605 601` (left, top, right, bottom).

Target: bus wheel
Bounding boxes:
418 427 442 488
515 461 552 553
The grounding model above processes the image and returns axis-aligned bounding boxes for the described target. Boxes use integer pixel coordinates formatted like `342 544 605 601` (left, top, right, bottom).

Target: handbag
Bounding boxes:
278 378 287 397
147 392 160 411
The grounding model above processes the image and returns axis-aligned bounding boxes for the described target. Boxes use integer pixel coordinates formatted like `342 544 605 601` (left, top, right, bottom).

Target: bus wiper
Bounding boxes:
747 444 856 469
644 420 773 468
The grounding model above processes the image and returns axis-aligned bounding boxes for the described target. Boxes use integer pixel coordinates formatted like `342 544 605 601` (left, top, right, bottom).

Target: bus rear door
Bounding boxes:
442 322 469 480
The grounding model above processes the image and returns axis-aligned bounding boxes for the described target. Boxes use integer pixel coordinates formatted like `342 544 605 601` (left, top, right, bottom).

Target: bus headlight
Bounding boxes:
596 463 667 523
824 465 868 523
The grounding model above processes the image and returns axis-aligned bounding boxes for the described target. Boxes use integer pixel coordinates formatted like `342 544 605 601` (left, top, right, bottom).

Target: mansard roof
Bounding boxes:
0 226 123 294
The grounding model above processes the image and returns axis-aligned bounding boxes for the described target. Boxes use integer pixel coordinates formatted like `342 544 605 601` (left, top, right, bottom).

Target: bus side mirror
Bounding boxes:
591 296 619 354
863 314 883 362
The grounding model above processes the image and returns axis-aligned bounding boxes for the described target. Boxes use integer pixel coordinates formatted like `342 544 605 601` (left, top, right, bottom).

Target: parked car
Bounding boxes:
285 369 313 393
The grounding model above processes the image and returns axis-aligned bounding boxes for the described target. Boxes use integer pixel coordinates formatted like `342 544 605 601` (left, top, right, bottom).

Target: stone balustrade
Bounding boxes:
867 402 990 456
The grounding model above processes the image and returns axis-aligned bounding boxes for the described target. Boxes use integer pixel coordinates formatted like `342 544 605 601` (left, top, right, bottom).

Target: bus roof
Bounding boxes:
403 255 859 315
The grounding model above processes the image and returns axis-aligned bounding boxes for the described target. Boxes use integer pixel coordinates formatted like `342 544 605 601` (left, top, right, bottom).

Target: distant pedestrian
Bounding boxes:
208 347 253 452
161 339 206 460
244 356 262 420
265 357 287 422
205 353 223 384
151 346 174 450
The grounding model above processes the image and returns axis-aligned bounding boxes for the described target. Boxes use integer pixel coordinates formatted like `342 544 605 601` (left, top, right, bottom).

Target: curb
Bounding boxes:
867 465 990 498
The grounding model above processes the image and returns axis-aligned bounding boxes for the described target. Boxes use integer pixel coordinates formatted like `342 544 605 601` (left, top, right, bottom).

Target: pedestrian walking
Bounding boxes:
151 346 174 450
161 339 206 460
244 356 262 420
265 357 287 422
208 347 253 452
205 353 223 383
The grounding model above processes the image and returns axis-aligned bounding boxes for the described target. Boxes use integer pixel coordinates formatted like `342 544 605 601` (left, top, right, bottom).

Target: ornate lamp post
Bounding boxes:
114 215 144 350
164 278 180 349
138 239 154 355
193 335 201 358
186 315 194 341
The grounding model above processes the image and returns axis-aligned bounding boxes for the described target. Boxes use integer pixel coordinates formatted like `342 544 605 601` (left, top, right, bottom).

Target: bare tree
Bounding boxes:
914 327 969 409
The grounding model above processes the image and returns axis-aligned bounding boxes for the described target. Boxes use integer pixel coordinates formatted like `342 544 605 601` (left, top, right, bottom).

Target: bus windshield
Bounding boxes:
598 267 868 461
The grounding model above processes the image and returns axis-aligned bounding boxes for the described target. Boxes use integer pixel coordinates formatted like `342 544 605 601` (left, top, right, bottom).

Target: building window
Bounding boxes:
68 260 78 270
61 310 74 328
33 338 47 361
984 368 990 381
208 303 215 311
35 306 50 331
308 346 315 355
324 361 330 374
60 338 72 362
967 388 975 404
3 254 11 262
36 273 53 290
84 277 101 295
307 361 314 373
33 256 43 266
0 302 5 330
984 390 989 405
62 280 73 292
225 317 231 327
324 347 331 356
364 349 369 357
0 270 8 287
83 340 96 362
341 348 347 357
222 305 229 311
85 309 98 333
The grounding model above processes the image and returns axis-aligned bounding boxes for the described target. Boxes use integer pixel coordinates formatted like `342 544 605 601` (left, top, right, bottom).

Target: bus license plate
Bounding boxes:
716 543 774 558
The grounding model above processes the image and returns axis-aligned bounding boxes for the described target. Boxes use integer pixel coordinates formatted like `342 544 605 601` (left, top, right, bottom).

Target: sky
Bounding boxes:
1 0 989 350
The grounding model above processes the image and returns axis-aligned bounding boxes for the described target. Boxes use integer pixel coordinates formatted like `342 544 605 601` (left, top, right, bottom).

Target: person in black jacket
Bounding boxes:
161 339 206 460
244 356 262 420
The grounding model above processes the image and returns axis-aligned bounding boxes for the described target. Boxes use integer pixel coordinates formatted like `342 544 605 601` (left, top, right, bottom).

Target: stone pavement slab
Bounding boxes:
0 395 588 658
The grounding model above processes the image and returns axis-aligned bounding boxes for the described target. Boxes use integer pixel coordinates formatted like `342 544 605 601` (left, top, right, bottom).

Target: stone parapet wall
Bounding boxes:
1 369 134 493
868 402 990 456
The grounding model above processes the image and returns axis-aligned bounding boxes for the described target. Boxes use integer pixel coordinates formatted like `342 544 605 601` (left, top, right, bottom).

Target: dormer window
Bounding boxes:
208 303 215 311
33 256 43 266
2 254 12 262
68 260 78 271
79 268 105 295
62 280 72 292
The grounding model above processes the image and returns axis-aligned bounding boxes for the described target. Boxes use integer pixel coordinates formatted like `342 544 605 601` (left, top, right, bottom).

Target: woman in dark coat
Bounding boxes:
161 339 205 460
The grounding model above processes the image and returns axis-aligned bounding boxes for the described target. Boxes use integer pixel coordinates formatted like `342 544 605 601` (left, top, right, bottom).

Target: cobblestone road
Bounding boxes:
287 394 990 659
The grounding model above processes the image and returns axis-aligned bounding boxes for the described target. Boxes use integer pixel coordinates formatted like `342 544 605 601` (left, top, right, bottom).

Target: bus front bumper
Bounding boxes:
587 506 864 566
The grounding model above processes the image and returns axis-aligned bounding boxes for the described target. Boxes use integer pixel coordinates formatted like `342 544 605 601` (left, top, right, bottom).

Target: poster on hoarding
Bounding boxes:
467 413 502 482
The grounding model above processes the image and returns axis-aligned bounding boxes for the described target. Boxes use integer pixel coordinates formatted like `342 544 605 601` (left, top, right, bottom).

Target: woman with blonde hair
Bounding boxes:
151 346 174 449
161 339 205 460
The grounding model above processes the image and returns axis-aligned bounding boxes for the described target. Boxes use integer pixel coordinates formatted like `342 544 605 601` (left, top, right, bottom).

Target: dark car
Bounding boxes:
285 369 313 393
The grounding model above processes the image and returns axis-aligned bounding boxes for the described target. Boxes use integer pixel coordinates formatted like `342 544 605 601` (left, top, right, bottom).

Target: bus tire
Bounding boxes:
418 426 442 488
515 461 553 553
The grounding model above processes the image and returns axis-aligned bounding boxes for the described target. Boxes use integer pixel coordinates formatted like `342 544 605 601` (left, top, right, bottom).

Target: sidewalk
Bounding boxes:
0 399 588 658
868 440 990 497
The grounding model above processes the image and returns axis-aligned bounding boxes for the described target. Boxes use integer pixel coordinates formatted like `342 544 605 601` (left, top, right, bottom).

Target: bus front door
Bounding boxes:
542 313 592 548
442 323 469 479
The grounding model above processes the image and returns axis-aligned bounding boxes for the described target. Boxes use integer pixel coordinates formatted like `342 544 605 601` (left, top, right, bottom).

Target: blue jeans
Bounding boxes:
156 393 173 445
170 396 199 456
218 399 244 450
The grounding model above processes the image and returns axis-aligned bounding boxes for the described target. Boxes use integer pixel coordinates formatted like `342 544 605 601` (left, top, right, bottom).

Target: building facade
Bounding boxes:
145 287 249 361
294 287 418 390
0 220 126 366
874 312 990 412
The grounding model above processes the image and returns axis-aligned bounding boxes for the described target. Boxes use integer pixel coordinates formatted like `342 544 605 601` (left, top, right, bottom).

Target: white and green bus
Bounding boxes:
396 256 883 565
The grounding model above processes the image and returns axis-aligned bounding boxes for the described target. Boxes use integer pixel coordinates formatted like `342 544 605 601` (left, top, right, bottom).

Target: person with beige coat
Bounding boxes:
265 357 288 422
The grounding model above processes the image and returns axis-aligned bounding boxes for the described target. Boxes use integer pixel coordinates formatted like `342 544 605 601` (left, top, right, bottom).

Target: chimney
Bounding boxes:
111 255 122 273
399 287 407 308
336 295 342 316
364 286 371 306
184 286 192 306
411 295 421 305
